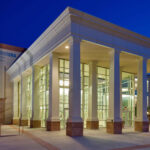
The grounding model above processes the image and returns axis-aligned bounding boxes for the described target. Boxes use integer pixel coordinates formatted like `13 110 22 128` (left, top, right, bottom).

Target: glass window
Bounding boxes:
59 59 89 129
97 67 109 127
39 65 49 127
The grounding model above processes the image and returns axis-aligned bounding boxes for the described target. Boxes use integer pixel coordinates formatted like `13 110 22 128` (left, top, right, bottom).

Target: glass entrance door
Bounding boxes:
122 72 135 127
122 109 132 127
97 67 109 127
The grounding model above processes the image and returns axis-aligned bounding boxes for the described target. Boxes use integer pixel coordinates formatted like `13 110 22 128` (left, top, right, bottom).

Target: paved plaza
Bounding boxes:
0 125 150 150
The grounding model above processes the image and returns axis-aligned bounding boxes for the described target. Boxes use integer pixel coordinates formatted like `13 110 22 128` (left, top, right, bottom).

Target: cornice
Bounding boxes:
68 7 150 48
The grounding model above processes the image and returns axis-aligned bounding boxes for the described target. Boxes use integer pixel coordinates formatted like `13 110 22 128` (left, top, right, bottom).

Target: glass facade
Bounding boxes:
39 65 49 127
97 67 135 127
26 75 32 126
15 57 136 129
122 72 135 127
81 64 89 128
59 59 89 129
59 59 69 129
97 67 109 127
147 80 149 107
18 81 21 118
59 60 135 128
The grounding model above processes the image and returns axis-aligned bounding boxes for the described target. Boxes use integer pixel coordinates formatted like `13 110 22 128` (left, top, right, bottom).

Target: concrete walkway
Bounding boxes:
0 125 150 150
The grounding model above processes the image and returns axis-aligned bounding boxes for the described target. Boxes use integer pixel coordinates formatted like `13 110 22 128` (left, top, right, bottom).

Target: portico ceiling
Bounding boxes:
36 40 150 74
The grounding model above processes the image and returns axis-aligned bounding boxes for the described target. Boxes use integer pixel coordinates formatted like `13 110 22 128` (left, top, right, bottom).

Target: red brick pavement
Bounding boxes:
10 125 59 150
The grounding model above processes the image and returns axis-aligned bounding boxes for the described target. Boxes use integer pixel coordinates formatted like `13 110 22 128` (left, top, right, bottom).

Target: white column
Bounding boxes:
19 74 23 125
87 61 99 129
135 57 149 132
31 66 34 121
13 80 19 124
68 37 82 122
21 76 28 125
66 36 83 136
47 53 60 131
30 65 41 128
108 49 121 122
107 49 122 134
136 58 148 122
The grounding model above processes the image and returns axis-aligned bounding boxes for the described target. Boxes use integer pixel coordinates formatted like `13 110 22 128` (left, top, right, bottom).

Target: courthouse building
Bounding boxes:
2 7 150 136
0 44 25 124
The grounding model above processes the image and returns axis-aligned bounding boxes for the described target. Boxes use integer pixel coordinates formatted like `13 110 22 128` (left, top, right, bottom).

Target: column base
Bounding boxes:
86 121 99 129
66 122 83 136
30 120 41 128
106 121 122 134
134 121 149 132
46 121 60 131
13 119 19 125
20 119 28 126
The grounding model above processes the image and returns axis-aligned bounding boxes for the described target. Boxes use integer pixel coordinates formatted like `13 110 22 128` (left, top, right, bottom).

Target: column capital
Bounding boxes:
138 56 148 62
68 36 81 45
49 52 58 59
32 65 40 70
21 72 28 78
109 48 120 55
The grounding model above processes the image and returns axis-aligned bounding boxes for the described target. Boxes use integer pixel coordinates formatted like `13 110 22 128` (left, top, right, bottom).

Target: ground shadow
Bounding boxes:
72 135 138 150
0 135 18 138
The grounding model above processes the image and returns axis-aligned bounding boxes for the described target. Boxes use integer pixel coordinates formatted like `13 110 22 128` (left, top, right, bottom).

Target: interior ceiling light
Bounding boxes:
65 45 69 49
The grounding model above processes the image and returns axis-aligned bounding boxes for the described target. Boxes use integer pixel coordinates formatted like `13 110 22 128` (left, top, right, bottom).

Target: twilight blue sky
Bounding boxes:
0 0 150 48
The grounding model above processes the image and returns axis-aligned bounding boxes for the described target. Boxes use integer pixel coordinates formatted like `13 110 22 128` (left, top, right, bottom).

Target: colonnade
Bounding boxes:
13 36 149 136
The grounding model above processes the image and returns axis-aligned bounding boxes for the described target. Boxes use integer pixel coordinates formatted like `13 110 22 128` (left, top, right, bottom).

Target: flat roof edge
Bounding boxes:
0 43 26 52
68 7 150 44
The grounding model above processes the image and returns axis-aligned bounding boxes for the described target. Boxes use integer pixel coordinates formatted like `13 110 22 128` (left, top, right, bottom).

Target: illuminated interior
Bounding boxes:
97 67 109 127
81 63 89 128
26 75 32 126
59 59 89 129
39 65 49 127
59 59 69 129
18 81 21 118
122 72 135 127
58 58 135 128
97 68 135 127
